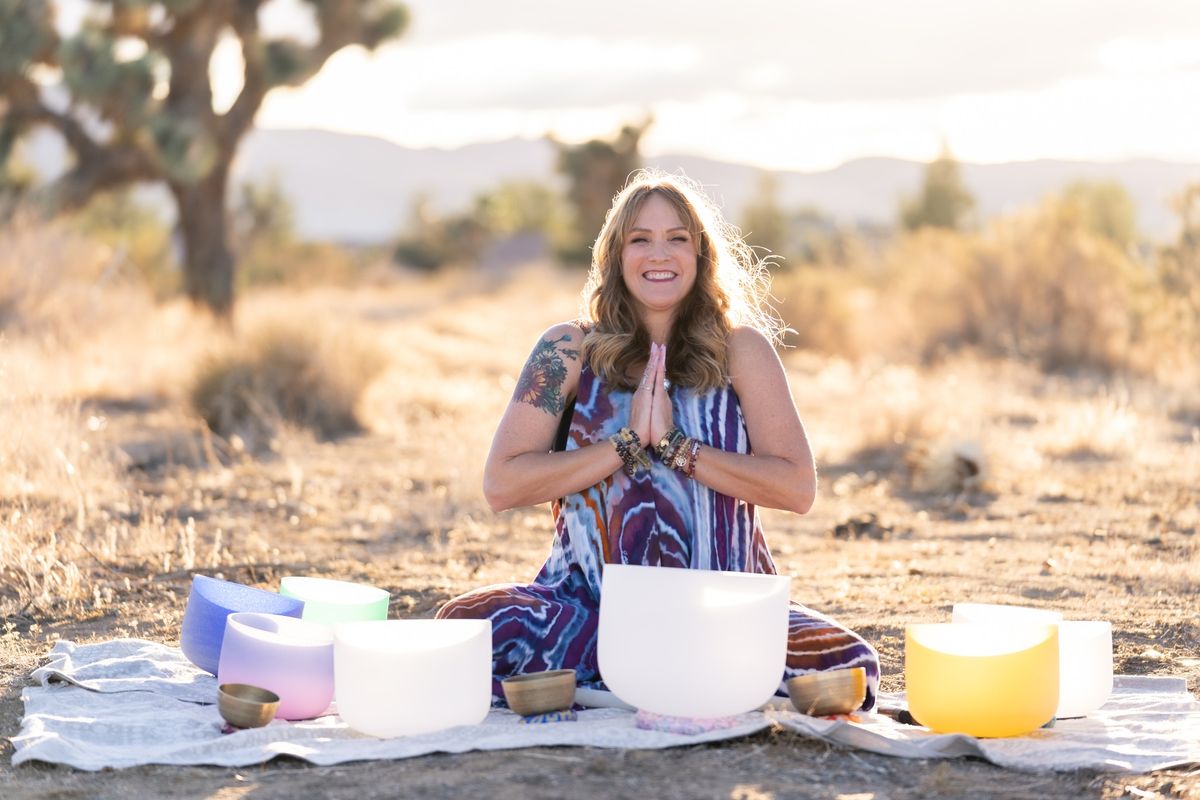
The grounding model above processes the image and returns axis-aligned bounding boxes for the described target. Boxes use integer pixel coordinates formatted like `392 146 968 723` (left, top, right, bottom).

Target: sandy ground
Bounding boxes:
2 276 1198 799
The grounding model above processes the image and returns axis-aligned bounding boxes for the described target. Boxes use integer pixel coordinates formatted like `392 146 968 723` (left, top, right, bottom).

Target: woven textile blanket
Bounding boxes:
11 639 1200 773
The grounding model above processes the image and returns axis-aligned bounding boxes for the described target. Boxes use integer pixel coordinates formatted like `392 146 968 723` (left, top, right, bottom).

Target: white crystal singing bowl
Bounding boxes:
598 564 791 718
951 603 1113 717
1054 621 1113 717
951 602 1063 626
333 619 492 738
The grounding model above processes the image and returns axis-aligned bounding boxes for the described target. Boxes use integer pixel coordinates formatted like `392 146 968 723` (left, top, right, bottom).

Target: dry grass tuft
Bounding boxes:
907 436 990 495
191 318 388 448
1039 397 1141 460
0 213 156 344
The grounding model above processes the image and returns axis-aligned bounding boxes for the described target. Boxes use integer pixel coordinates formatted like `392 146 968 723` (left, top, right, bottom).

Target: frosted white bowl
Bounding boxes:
951 603 1112 717
333 619 492 738
597 564 791 718
951 602 1063 626
1055 621 1113 717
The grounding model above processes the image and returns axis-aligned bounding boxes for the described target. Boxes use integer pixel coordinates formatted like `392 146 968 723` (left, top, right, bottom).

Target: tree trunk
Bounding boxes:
173 165 234 317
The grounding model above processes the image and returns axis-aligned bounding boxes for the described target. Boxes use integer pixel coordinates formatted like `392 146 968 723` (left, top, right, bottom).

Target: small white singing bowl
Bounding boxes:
502 669 577 716
786 667 867 716
1055 621 1113 718
951 602 1063 625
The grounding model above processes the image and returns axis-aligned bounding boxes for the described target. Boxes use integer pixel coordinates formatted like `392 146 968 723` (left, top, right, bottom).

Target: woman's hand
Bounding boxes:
649 343 674 445
628 344 657 445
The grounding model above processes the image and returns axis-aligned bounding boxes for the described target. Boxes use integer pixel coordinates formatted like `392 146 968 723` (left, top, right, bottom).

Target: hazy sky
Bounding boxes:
211 1 1200 170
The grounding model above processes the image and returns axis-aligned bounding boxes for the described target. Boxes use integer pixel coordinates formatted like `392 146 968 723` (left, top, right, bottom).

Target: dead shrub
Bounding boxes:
191 319 387 449
1 214 150 342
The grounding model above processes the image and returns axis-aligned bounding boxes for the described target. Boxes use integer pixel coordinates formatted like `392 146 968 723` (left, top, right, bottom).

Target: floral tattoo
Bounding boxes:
514 334 579 415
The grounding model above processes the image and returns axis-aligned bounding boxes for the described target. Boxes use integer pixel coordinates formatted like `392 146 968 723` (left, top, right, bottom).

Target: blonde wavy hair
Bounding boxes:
580 169 783 391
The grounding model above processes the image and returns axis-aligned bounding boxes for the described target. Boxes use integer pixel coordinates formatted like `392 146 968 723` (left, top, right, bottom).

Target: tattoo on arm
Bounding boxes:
514 334 580 415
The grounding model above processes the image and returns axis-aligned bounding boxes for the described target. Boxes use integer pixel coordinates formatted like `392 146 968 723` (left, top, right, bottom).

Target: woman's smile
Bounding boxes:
621 193 698 322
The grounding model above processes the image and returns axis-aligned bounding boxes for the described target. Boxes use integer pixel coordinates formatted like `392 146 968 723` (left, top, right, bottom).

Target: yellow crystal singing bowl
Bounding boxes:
905 623 1059 738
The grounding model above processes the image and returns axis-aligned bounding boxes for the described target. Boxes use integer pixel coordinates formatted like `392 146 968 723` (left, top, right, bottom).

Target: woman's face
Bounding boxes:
620 192 698 322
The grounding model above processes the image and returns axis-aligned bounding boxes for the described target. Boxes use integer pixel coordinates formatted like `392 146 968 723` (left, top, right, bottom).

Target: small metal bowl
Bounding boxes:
502 669 577 716
786 667 867 717
218 683 280 728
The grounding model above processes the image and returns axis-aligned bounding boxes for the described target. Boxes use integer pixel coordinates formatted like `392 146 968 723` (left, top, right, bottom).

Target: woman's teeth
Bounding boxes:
644 271 675 281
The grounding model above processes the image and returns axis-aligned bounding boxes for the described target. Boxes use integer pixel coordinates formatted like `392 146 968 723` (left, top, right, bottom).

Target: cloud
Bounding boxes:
397 34 701 110
400 0 1200 103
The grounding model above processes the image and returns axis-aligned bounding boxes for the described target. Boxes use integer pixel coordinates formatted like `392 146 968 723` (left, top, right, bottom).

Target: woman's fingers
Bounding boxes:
641 343 659 388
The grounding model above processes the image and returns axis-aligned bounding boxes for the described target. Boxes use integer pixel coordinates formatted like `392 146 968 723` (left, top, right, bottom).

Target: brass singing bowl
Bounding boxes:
501 669 577 716
218 683 280 729
786 667 867 717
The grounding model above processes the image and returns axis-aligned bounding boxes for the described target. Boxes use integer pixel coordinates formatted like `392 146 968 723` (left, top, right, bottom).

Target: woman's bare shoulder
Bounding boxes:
542 320 587 343
512 322 587 417
727 325 778 370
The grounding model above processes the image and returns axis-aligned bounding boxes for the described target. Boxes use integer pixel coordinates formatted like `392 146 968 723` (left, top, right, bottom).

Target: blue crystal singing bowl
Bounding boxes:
180 574 305 675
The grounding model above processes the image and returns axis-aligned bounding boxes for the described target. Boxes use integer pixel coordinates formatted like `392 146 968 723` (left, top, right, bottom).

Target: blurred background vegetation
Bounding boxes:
1 0 1198 435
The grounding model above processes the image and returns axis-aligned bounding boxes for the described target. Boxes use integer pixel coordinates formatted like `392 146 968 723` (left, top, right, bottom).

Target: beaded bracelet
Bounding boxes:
654 427 687 461
655 426 700 478
610 427 651 477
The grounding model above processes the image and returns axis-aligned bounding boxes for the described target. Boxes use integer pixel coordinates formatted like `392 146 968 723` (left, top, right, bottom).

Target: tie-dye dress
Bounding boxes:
436 362 881 709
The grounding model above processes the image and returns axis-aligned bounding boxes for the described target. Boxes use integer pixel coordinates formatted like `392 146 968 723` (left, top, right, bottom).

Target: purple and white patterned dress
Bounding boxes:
437 362 881 708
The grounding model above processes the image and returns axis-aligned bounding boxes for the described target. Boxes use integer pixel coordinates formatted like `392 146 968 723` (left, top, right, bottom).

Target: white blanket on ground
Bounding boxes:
11 639 1200 773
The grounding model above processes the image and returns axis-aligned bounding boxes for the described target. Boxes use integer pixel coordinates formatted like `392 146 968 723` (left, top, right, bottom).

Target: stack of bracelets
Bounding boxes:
610 427 652 477
654 426 701 478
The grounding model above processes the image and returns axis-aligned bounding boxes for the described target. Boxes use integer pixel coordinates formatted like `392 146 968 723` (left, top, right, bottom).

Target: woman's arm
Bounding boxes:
686 327 817 514
483 324 657 512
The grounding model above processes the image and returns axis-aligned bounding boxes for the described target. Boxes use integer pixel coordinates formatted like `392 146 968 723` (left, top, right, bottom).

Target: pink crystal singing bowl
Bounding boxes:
216 612 335 720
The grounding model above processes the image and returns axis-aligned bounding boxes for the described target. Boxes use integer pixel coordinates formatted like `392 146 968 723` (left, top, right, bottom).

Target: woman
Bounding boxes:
437 170 880 709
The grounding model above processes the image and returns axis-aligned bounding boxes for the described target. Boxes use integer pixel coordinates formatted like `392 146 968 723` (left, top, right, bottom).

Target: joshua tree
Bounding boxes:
0 0 407 315
901 142 976 232
554 118 650 264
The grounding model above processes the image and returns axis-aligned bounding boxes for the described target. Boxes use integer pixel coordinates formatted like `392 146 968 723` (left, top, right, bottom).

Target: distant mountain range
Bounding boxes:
22 127 1200 243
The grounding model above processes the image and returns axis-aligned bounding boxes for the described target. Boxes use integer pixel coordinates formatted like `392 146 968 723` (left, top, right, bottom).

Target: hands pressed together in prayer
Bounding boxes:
630 343 674 448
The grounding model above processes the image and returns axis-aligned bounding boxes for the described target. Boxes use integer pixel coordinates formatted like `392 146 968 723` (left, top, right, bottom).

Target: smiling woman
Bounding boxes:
436 170 881 711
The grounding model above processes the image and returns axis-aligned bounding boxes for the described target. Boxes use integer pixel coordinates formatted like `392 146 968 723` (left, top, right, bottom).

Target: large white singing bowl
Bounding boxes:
952 604 1112 717
333 619 492 738
597 564 791 719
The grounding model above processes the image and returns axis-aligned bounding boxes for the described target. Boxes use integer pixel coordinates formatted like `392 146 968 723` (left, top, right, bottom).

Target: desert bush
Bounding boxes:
771 193 1190 378
238 240 362 289
191 319 388 449
72 189 177 298
774 269 877 359
0 213 155 342
955 200 1154 372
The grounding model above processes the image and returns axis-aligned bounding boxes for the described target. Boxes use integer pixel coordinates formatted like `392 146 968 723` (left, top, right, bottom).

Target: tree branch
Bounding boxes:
221 0 267 146
222 1 408 143
34 143 158 213
1 72 106 163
